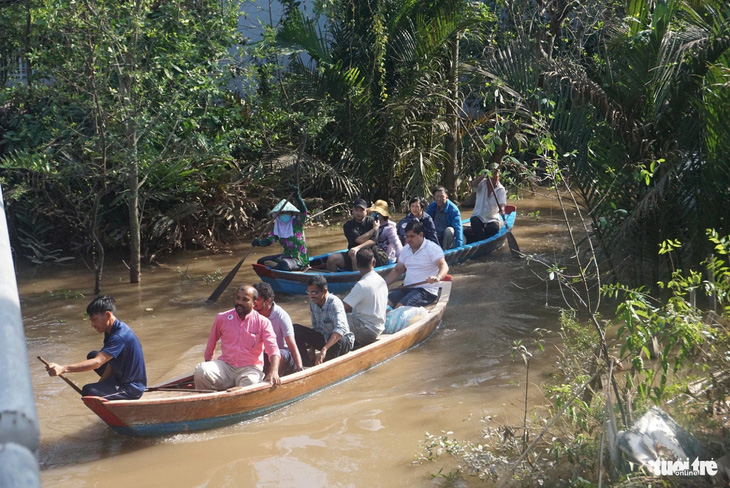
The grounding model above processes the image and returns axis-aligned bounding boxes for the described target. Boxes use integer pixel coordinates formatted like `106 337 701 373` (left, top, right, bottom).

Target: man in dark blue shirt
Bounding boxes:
45 296 147 400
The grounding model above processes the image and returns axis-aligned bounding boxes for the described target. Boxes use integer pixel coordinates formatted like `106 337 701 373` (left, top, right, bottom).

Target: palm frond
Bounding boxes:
653 0 730 123
275 8 332 65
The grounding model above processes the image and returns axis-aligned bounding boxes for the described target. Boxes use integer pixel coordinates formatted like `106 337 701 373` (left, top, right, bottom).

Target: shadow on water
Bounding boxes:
39 424 155 470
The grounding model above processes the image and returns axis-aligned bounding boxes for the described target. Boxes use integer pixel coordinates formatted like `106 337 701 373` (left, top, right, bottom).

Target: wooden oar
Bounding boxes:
389 279 428 290
389 274 452 290
37 356 83 395
502 213 521 258
206 191 296 304
145 387 215 393
205 247 258 304
308 202 348 221
484 172 521 258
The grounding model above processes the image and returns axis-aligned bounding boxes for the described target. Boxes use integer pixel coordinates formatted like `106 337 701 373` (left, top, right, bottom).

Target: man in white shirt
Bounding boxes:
343 248 388 347
468 163 507 242
385 220 449 308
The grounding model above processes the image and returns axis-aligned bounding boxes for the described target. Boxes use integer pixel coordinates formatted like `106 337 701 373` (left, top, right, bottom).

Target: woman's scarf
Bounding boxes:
273 217 294 239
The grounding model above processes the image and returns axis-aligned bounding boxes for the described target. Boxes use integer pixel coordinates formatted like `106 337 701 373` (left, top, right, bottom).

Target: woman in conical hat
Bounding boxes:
251 186 309 271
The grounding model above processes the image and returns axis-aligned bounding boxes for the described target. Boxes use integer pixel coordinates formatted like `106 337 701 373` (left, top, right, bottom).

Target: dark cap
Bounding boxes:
351 198 368 210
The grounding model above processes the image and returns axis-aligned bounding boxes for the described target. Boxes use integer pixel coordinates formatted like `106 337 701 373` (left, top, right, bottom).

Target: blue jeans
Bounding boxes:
82 376 144 400
388 287 438 307
83 350 144 399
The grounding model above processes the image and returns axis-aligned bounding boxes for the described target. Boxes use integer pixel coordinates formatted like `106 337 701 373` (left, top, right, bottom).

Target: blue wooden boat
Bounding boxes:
252 205 516 295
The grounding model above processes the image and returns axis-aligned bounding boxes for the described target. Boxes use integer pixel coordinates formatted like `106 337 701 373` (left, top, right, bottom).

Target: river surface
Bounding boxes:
19 189 579 487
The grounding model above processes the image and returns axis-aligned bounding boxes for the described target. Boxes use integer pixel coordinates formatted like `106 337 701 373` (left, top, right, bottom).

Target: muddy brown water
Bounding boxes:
19 189 581 487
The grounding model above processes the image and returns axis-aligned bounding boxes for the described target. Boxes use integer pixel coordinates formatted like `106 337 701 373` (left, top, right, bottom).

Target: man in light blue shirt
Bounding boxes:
294 276 354 366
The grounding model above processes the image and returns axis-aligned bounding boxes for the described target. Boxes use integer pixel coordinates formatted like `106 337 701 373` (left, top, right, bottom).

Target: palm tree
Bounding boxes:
544 0 730 285
274 0 484 201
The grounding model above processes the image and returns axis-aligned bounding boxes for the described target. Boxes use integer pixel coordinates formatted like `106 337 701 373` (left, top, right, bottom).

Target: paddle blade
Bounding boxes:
506 232 521 258
206 257 246 304
501 212 521 259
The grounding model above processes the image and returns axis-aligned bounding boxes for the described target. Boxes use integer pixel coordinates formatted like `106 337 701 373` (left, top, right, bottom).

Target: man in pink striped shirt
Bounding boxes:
194 285 281 390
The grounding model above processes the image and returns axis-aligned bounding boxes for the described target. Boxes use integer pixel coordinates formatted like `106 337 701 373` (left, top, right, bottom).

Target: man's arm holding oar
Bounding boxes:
37 356 84 395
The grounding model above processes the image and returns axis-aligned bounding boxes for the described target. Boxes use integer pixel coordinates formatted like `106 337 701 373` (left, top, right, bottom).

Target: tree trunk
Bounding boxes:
91 192 105 295
443 37 460 197
125 8 141 285
23 0 32 88
128 128 141 284
121 72 141 284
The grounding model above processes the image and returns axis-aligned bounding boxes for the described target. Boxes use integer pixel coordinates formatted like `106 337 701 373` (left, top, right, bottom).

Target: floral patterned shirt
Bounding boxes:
262 212 309 267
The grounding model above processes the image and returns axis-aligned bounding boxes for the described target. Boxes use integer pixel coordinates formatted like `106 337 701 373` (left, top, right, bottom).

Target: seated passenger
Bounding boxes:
467 163 507 242
253 282 304 376
397 196 438 246
294 276 354 366
44 295 147 400
194 285 281 390
326 198 388 272
343 248 388 347
426 186 464 250
368 199 402 263
252 185 309 271
385 220 449 308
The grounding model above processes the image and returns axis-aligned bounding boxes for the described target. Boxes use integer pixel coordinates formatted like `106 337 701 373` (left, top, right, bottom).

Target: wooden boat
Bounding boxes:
253 205 516 295
82 280 452 436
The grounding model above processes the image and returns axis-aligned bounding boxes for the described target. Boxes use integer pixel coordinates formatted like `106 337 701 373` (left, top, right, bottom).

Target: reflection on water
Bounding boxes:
18 189 578 487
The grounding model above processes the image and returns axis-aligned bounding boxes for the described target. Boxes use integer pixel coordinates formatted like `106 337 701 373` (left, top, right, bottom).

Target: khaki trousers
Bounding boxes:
194 359 264 390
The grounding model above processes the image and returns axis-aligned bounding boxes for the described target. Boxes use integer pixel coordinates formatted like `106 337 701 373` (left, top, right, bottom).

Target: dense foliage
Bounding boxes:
1 0 253 289
2 0 729 291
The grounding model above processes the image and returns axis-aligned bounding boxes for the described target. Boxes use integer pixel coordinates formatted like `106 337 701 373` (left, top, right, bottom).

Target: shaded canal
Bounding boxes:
19 188 580 487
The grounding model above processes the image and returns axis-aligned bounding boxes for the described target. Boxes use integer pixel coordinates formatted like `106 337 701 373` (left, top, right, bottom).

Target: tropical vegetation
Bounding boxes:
3 0 728 290
2 0 730 481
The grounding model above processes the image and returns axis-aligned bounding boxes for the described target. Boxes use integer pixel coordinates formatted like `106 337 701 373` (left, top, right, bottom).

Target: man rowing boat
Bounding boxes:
45 296 147 400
